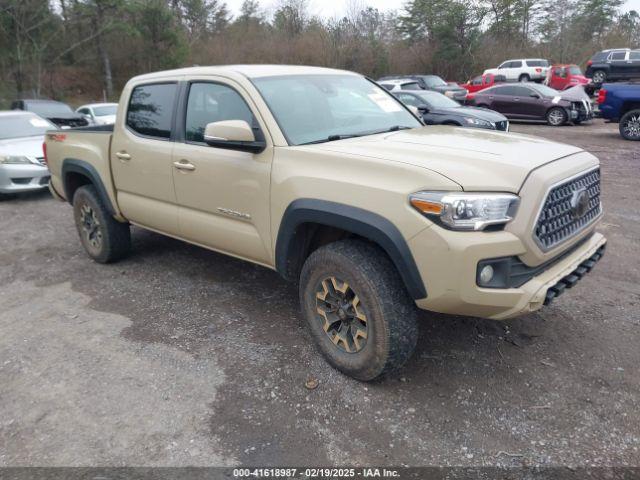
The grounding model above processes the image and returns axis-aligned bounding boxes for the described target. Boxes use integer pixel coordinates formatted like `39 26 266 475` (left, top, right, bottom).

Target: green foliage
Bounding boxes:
0 0 636 101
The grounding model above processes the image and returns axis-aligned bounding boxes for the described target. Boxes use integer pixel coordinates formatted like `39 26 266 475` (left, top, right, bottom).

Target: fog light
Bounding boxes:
479 265 494 285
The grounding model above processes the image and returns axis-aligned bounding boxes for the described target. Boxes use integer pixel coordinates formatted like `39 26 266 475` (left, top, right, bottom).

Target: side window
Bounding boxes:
471 76 482 85
511 61 523 68
126 83 177 139
511 86 531 96
498 62 508 69
185 82 255 143
78 108 90 115
610 51 627 60
492 86 515 96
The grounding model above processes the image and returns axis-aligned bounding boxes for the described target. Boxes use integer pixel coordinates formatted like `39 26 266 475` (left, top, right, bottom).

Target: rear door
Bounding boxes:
608 51 629 79
629 50 640 78
111 81 181 235
171 78 273 265
489 85 518 115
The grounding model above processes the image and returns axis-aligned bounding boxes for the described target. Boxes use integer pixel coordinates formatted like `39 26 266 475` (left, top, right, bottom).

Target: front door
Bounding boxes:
111 81 180 235
171 80 273 265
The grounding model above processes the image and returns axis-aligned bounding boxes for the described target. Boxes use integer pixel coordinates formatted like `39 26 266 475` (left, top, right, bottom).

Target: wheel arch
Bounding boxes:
621 102 640 117
61 158 116 216
275 199 427 300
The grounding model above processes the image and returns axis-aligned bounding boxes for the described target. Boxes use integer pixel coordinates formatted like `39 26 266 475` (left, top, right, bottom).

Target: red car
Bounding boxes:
545 64 593 93
462 73 507 94
462 73 507 102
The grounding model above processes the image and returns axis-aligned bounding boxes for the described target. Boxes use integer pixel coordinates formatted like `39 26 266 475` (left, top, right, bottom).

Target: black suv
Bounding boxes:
11 99 89 128
585 48 640 84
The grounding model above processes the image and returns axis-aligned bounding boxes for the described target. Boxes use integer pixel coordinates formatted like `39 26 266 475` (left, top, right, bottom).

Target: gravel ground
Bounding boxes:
0 120 638 467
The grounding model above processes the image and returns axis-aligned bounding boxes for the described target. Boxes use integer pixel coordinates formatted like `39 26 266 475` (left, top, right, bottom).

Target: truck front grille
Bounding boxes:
534 168 601 251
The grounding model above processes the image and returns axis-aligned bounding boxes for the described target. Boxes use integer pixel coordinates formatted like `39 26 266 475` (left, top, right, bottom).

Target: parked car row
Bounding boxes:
0 99 119 198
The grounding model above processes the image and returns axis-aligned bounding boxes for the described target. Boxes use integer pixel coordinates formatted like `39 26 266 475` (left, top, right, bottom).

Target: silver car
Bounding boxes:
0 111 56 196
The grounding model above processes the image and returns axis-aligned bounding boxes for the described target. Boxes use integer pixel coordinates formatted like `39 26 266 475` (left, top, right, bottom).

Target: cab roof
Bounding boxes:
129 64 358 83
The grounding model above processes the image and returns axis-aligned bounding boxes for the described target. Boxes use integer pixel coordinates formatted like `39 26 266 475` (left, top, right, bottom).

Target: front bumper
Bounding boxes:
0 163 50 194
410 225 606 320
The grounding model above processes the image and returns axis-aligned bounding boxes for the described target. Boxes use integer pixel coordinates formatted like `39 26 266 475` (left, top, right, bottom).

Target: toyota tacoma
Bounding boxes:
45 65 606 381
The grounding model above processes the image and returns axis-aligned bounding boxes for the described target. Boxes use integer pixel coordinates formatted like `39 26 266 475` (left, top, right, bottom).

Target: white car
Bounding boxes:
0 111 56 196
484 59 550 83
76 103 118 126
378 79 423 92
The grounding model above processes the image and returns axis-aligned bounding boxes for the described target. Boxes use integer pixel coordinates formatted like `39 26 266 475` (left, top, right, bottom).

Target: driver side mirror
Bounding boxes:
204 120 266 153
407 105 420 116
530 92 541 98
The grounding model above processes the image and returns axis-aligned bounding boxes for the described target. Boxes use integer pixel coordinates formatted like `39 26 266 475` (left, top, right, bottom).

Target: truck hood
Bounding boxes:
307 126 584 192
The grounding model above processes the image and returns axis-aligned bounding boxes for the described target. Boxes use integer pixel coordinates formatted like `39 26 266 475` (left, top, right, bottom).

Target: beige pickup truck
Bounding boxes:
45 65 606 380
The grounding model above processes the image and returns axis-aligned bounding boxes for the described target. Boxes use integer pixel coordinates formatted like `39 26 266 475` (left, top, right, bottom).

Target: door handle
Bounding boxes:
115 151 131 161
173 160 196 171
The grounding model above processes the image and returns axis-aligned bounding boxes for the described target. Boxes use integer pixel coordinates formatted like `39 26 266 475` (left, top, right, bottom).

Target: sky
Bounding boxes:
224 0 640 19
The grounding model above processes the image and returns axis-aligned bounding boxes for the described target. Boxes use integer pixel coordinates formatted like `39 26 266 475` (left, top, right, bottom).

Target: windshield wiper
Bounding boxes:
300 126 413 146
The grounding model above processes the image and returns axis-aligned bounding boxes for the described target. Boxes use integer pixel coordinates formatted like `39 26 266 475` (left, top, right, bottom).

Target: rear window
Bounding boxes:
402 82 422 90
126 83 177 139
630 51 640 60
526 60 549 67
26 101 74 117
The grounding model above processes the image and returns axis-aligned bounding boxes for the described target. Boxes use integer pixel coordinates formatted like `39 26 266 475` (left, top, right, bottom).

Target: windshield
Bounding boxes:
0 114 56 140
27 101 74 117
415 92 460 109
568 66 582 75
93 105 117 116
423 75 447 87
529 84 560 97
252 74 421 145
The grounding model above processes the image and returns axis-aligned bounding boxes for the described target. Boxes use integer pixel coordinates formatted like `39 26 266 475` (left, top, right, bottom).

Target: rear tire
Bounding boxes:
519 74 530 82
619 109 640 141
299 239 419 381
546 107 567 126
73 185 131 263
592 70 606 84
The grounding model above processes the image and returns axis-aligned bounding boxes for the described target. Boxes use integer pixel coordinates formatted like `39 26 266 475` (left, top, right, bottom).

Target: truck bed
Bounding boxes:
46 125 117 210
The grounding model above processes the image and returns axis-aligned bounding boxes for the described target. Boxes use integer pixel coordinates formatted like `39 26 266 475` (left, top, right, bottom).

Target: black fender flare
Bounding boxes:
275 199 427 300
61 158 116 216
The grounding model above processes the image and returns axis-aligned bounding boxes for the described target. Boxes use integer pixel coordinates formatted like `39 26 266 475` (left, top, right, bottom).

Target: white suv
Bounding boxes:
484 59 550 82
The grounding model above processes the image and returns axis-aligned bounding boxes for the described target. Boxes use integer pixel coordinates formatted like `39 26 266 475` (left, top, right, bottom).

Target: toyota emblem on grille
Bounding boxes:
570 188 590 218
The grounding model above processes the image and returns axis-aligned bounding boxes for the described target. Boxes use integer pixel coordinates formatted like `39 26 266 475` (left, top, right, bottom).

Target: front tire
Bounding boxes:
619 109 640 141
519 74 530 82
299 239 419 381
73 185 131 263
546 107 567 126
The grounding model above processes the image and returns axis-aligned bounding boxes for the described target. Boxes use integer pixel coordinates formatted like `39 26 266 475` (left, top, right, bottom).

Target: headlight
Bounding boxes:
0 156 32 164
409 191 520 231
464 117 493 128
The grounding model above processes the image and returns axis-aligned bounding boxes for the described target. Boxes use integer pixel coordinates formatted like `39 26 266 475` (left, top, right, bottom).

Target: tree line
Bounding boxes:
0 0 638 105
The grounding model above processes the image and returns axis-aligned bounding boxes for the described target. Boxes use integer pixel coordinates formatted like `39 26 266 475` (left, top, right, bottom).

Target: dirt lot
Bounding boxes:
0 120 639 467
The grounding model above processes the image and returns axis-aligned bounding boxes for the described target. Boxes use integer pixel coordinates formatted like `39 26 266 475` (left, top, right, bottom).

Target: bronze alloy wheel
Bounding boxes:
79 203 103 254
315 276 368 353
